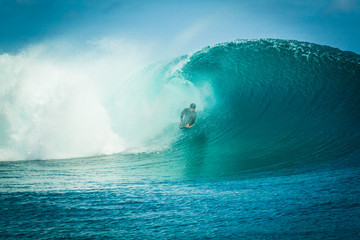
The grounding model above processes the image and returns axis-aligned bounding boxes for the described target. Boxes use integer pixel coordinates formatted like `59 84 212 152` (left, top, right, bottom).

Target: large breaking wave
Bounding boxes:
1 39 360 174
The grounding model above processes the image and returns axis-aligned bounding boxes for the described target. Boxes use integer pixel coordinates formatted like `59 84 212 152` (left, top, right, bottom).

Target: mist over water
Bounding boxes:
0 38 213 161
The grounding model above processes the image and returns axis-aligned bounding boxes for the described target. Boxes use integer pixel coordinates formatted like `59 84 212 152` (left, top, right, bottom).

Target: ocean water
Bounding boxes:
1 39 360 239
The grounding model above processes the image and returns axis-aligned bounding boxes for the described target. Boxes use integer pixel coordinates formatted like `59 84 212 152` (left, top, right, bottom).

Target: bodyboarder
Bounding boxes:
179 103 197 129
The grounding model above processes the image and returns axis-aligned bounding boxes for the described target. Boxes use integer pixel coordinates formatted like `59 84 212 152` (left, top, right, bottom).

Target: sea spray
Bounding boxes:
0 39 213 161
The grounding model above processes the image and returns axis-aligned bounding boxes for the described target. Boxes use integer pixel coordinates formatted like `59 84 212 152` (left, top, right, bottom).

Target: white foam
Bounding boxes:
0 38 213 161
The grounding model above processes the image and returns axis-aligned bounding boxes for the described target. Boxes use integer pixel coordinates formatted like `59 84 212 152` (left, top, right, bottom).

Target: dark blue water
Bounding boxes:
1 156 360 239
1 39 360 239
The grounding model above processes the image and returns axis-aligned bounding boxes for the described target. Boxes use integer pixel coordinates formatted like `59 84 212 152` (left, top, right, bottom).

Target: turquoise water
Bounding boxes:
1 157 360 239
1 39 360 238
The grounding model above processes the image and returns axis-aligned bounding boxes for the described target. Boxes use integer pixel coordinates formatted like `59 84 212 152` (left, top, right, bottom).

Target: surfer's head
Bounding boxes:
190 103 196 111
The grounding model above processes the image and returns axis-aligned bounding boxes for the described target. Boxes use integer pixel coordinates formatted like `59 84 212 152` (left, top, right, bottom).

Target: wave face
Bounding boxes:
1 39 360 174
168 39 360 175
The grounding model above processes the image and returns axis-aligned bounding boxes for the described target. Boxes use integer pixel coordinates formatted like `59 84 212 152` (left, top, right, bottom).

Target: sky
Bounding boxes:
0 0 360 55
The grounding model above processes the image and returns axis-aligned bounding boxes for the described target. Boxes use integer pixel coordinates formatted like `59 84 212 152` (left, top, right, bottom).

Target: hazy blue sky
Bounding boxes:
1 0 360 54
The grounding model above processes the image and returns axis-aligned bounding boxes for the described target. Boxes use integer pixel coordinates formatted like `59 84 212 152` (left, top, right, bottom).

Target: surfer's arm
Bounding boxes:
179 109 186 128
180 109 186 120
188 113 197 127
